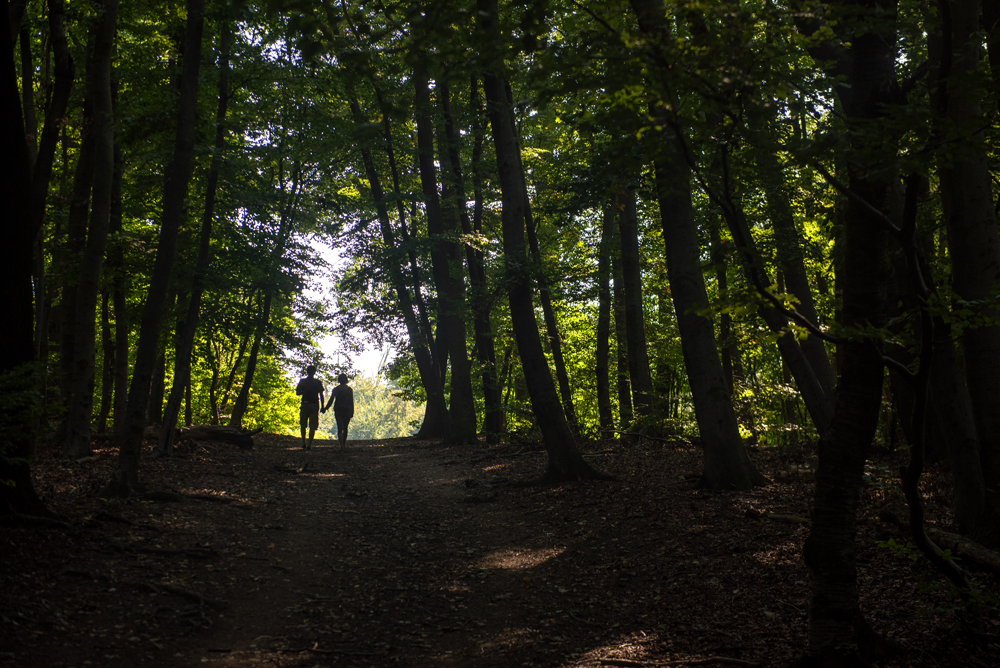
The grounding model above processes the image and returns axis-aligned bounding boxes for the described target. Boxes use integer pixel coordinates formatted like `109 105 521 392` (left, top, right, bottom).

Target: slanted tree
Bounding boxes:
629 0 767 490
477 0 605 481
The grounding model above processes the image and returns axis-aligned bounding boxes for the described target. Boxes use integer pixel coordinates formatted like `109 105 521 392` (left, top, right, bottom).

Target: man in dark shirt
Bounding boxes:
295 365 325 450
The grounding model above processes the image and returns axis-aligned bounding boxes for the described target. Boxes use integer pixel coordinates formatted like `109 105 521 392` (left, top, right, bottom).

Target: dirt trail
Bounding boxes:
4 433 997 667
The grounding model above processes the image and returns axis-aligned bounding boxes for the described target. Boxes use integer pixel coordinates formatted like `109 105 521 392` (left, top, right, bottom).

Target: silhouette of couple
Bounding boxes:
295 365 353 450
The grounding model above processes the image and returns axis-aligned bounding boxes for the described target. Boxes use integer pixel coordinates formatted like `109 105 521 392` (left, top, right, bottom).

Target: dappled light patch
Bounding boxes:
476 546 566 570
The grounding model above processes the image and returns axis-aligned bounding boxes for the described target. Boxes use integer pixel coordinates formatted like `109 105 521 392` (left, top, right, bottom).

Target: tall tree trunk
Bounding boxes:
218 332 249 419
616 186 654 413
717 197 835 435
208 339 221 425
97 290 113 434
524 189 579 433
229 293 271 429
710 226 736 394
147 349 166 424
612 239 632 428
64 0 120 458
466 75 505 440
0 4 48 516
630 0 766 491
477 0 605 481
110 145 128 440
348 97 452 441
106 0 204 496
19 26 37 167
794 4 898 661
374 89 436 367
158 18 230 455
596 204 615 436
933 0 1000 531
57 89 95 411
414 65 476 445
30 0 73 405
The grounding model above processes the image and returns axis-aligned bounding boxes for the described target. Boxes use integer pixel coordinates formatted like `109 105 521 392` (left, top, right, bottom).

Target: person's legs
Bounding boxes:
299 406 308 448
304 404 319 449
336 413 349 448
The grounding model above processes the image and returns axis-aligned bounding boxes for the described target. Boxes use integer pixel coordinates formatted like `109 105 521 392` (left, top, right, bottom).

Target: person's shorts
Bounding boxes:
299 403 319 431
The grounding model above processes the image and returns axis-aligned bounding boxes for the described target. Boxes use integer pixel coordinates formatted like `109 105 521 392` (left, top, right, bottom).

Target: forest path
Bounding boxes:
7 432 988 667
168 434 614 667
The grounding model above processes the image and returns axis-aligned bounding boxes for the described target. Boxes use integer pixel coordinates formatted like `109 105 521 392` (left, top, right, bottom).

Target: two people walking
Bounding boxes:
295 365 353 450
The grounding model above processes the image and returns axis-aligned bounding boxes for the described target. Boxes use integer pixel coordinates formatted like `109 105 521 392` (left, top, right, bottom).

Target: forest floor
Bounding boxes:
2 431 999 668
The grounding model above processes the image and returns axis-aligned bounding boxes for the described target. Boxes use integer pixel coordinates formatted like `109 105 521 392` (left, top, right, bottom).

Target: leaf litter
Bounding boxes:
2 433 998 667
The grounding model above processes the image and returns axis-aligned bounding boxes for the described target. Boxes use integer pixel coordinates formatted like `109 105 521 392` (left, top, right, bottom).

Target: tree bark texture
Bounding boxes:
107 0 205 495
612 236 633 428
97 291 113 434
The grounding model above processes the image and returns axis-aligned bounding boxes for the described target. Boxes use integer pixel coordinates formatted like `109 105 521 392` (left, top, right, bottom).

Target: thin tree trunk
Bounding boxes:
596 204 614 436
414 66 476 445
110 145 128 440
219 333 249 418
710 226 735 394
612 238 632 428
524 189 579 433
147 350 166 424
97 290 113 434
64 0 119 458
372 87 436 368
158 18 230 455
19 26 37 167
466 75 504 440
57 88 95 411
106 0 205 496
208 340 221 425
477 0 605 481
229 293 271 429
30 0 73 399
616 186 654 413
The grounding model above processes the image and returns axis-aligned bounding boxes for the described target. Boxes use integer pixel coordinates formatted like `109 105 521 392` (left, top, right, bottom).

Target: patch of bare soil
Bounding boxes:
2 433 999 667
